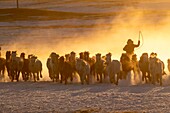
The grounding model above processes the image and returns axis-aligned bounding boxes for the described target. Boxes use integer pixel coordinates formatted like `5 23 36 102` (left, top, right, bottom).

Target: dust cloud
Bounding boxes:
1 1 170 84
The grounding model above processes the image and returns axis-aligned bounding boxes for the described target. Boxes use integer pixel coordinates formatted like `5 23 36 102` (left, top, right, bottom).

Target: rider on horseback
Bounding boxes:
123 39 140 60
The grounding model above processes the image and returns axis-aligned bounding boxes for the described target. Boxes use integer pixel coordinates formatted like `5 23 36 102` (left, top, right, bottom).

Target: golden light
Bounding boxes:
1 3 170 81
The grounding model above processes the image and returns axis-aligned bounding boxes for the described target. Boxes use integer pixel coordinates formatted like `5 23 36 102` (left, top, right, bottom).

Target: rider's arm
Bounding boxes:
134 40 140 47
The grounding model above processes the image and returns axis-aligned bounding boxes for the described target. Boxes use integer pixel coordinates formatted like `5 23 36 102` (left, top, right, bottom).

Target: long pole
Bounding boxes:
17 0 19 8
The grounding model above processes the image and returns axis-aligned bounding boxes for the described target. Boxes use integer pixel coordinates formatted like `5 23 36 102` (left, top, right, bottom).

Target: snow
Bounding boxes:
0 81 170 112
0 72 170 112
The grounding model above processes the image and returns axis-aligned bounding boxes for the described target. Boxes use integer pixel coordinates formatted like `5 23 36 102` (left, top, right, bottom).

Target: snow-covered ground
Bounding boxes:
0 72 170 112
0 81 170 112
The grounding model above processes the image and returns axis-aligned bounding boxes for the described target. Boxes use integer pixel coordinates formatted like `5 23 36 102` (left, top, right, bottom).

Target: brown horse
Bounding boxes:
139 53 151 83
59 56 74 84
5 51 24 82
46 52 60 82
94 53 105 83
0 57 6 80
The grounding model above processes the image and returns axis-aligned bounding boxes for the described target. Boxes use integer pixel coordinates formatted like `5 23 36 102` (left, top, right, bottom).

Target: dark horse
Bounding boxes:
19 53 30 81
0 57 6 79
120 53 135 79
6 51 12 80
5 51 25 82
59 56 74 84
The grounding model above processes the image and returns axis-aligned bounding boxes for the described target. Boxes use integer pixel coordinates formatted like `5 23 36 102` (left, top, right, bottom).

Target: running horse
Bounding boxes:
120 53 139 79
0 57 6 79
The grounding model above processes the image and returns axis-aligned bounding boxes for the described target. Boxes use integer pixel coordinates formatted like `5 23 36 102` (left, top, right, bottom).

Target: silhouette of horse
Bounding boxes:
94 53 105 83
139 53 151 83
5 51 24 82
120 53 140 79
6 51 11 79
46 52 60 82
105 53 122 85
0 57 6 79
19 53 30 81
29 56 42 82
59 56 74 84
120 53 133 75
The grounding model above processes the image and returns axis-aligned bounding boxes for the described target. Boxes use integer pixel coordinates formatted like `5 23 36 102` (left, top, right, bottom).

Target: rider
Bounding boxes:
123 39 140 60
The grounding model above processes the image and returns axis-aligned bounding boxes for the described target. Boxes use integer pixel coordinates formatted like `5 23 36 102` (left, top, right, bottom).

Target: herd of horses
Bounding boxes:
0 50 169 86
0 51 42 82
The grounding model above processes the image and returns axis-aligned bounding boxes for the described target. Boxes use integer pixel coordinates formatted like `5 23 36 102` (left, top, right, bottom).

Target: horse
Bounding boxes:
46 52 60 82
0 57 6 79
105 53 122 85
6 51 12 79
59 56 74 84
19 53 30 81
149 53 164 86
120 53 140 79
29 56 42 82
120 53 133 76
83 51 95 78
94 53 105 83
79 51 95 82
139 53 151 83
76 58 90 85
7 51 24 82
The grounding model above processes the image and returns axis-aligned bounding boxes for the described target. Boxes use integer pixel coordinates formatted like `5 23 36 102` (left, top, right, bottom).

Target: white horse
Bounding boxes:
75 58 90 85
149 54 164 86
106 53 122 85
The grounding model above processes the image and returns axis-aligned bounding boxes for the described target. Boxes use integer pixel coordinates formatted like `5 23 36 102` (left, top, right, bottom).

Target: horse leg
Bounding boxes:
142 71 147 83
100 73 102 83
2 67 5 78
86 74 90 84
16 70 20 82
60 73 63 83
21 71 25 81
65 75 68 85
109 72 113 83
113 73 116 84
159 74 162 86
80 74 84 85
55 73 59 82
115 73 119 85
142 71 144 81
26 71 29 81
56 73 59 81
33 73 36 82
70 73 73 82
96 73 99 81
147 72 151 83
37 72 40 81
151 73 155 85
40 71 42 78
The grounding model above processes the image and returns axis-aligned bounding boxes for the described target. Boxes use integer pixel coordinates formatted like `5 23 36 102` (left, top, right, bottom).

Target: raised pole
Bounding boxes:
17 0 19 8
